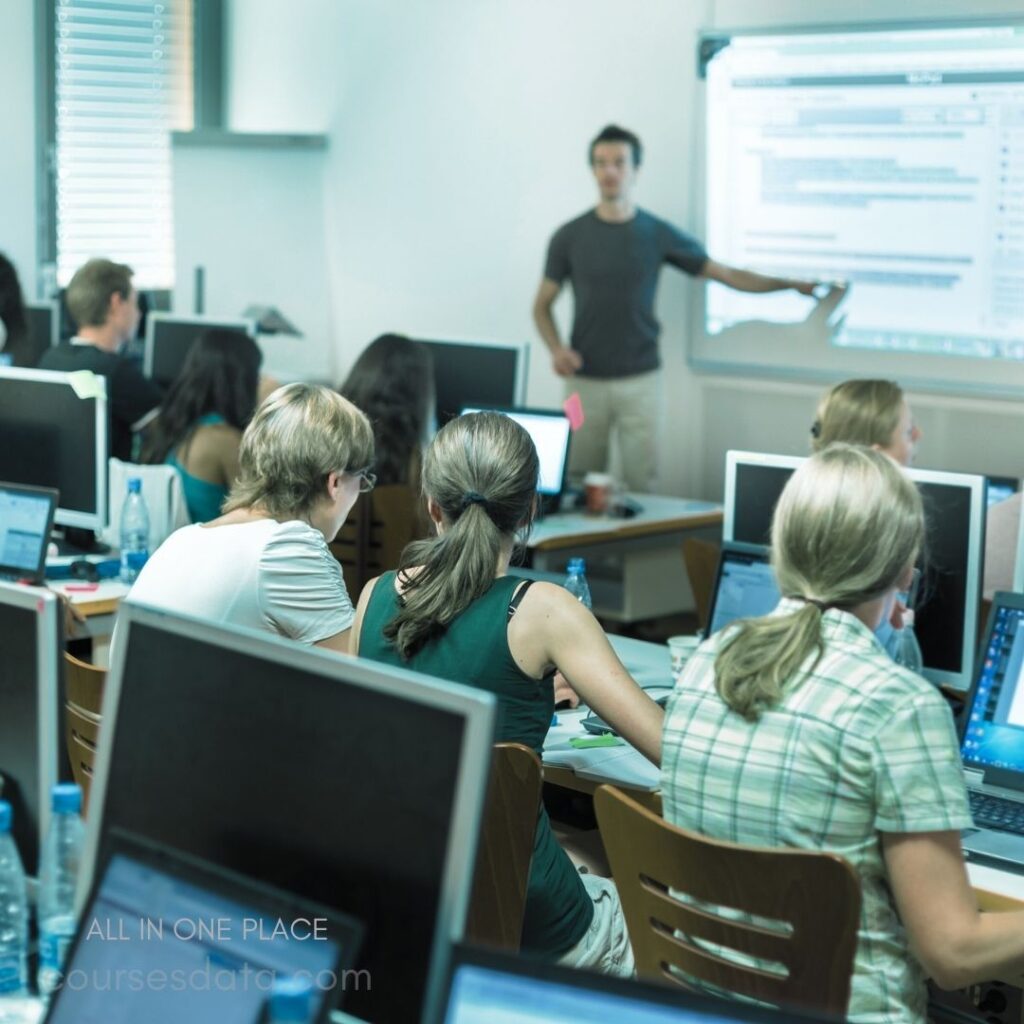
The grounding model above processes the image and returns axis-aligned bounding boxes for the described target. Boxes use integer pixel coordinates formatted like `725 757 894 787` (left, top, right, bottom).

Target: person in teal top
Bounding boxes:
141 329 263 523
352 411 664 974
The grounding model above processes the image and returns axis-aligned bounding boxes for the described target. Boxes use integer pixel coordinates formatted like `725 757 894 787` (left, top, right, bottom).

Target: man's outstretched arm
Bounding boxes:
701 257 819 296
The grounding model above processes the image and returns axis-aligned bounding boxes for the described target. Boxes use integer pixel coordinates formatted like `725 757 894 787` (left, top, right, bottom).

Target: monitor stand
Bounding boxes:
53 527 112 557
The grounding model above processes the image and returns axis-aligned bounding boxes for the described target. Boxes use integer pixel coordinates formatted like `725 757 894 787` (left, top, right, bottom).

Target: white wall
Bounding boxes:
0 0 38 298
221 0 1024 500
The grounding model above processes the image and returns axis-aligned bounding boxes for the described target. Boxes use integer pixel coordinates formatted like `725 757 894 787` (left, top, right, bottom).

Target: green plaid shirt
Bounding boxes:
662 599 972 1024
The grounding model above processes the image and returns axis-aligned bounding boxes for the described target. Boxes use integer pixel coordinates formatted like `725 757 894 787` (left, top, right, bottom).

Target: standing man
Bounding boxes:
533 124 820 492
39 258 162 462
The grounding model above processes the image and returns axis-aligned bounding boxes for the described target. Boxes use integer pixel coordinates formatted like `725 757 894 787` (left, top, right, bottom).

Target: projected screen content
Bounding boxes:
704 24 1024 361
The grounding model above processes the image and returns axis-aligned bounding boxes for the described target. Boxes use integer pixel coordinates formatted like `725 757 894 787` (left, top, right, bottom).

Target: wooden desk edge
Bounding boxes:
74 597 120 617
531 510 724 553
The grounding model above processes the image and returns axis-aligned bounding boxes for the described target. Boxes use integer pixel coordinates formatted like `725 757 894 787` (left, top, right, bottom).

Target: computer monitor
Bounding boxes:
144 313 256 389
25 300 60 352
85 603 496 1024
0 582 61 874
706 542 781 636
418 339 528 427
434 943 832 1024
46 829 364 1024
460 407 571 508
0 368 108 531
724 451 986 691
987 474 1019 508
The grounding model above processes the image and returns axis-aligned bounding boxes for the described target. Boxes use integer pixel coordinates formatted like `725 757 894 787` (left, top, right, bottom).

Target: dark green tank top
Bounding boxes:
359 572 594 956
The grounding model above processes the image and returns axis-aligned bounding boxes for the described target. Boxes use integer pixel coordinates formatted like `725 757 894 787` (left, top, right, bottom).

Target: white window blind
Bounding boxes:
55 0 193 289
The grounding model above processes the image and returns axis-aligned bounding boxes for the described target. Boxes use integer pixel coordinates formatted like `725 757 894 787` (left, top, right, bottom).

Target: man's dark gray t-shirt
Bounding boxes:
543 208 707 379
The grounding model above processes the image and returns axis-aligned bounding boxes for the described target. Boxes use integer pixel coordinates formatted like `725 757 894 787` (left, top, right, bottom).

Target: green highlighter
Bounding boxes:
570 734 624 749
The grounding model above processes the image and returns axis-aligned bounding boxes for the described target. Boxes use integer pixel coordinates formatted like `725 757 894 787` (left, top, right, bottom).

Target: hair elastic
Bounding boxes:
461 491 488 510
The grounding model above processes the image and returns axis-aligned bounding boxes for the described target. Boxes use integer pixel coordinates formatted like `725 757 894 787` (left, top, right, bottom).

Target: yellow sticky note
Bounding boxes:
66 371 106 400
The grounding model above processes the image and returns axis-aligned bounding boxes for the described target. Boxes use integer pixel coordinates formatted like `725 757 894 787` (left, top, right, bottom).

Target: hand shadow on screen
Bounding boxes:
710 283 850 347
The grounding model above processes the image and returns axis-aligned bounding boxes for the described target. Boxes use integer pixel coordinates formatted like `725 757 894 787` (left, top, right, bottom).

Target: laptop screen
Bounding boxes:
445 963 775 1023
461 408 571 497
708 545 781 636
45 848 347 1024
961 599 1024 774
0 484 55 577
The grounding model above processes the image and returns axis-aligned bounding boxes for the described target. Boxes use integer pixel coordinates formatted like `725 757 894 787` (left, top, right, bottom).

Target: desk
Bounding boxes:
51 579 128 641
543 634 674 797
527 495 722 623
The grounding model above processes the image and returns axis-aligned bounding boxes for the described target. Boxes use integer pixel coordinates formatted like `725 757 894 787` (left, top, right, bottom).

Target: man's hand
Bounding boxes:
551 346 583 377
793 279 819 296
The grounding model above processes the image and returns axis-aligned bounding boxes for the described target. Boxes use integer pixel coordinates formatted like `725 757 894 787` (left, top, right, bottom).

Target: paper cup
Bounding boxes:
584 471 614 515
667 634 701 676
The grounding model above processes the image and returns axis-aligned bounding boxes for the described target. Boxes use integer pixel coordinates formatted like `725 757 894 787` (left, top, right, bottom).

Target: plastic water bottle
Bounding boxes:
892 624 924 673
37 784 85 999
119 477 150 583
564 557 592 610
0 802 28 999
268 976 314 1023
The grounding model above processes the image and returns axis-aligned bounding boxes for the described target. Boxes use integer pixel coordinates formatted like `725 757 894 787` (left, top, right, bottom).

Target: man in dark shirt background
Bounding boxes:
533 124 821 492
39 258 162 461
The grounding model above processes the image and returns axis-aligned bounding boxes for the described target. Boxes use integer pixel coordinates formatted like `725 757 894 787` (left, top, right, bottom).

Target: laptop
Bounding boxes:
461 406 572 514
706 542 781 636
960 592 1024 870
433 943 838 1023
43 829 364 1024
0 482 58 585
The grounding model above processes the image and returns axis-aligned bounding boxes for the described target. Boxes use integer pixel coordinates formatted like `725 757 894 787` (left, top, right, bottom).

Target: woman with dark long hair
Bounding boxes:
338 333 434 487
0 252 35 367
141 328 263 522
352 411 663 974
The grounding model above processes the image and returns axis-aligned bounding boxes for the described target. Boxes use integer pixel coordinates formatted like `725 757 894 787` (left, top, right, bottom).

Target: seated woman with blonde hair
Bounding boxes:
810 378 920 466
128 383 375 652
352 411 663 975
662 444 1024 1022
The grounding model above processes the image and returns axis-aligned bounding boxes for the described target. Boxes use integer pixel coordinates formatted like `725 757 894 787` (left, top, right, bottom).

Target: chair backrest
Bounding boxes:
465 742 543 951
682 538 720 633
594 785 860 1017
330 484 420 601
63 651 106 715
65 702 101 816
104 458 191 550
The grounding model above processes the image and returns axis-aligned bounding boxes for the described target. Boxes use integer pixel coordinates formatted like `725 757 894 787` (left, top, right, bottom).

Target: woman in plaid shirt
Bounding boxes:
662 445 1024 1023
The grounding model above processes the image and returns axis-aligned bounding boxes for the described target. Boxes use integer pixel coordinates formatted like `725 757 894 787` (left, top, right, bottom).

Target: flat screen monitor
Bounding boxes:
0 583 61 874
987 475 1019 508
0 368 108 531
724 451 986 691
144 314 256 389
25 301 60 355
85 604 496 1024
418 339 528 427
707 542 780 636
460 407 571 501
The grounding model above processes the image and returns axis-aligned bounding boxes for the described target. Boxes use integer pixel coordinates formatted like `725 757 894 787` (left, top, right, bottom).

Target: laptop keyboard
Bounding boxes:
969 791 1024 836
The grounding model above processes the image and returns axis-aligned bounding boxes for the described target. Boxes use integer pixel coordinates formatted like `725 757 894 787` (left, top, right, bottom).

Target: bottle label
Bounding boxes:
122 549 149 573
39 926 74 974
0 952 24 993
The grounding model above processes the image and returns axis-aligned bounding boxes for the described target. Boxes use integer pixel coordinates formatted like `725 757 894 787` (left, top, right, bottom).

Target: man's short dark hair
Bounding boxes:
589 124 642 167
65 258 133 328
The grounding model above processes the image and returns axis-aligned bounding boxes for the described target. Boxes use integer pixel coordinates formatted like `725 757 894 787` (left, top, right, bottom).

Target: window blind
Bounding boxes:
54 0 193 289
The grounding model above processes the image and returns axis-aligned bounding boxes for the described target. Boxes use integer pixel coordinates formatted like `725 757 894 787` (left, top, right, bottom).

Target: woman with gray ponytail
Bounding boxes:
662 444 1024 1022
352 411 663 974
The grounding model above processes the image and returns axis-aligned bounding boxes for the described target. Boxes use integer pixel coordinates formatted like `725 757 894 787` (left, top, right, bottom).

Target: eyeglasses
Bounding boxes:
353 469 377 494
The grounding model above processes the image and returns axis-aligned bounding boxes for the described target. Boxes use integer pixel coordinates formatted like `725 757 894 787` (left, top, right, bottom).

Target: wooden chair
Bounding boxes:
64 651 105 714
682 538 720 633
330 484 421 602
465 743 543 951
63 653 106 815
594 785 860 1018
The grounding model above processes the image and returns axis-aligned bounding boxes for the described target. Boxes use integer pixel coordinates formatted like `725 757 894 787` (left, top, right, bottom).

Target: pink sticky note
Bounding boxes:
563 392 584 431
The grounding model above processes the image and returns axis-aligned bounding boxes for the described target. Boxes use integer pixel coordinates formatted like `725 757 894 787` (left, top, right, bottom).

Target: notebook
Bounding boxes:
0 482 58 585
435 943 835 1023
706 542 781 636
43 829 364 1024
960 592 1024 870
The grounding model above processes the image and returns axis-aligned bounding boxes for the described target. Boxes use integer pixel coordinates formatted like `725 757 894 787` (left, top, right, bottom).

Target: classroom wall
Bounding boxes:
0 0 38 299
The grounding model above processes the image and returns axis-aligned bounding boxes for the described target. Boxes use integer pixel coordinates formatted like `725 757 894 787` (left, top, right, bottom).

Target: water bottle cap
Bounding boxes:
0 801 11 832
567 557 585 573
270 976 314 1021
52 783 82 814
128 478 142 494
